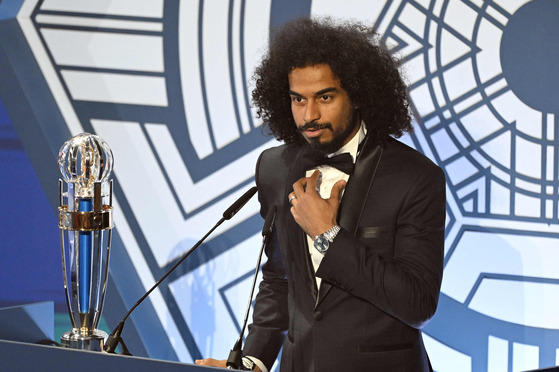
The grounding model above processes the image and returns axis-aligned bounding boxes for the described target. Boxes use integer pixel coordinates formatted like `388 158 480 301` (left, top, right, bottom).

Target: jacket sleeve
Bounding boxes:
243 148 289 370
316 163 445 329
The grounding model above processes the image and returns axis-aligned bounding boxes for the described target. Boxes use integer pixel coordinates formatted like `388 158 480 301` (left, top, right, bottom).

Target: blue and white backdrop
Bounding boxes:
1 0 558 371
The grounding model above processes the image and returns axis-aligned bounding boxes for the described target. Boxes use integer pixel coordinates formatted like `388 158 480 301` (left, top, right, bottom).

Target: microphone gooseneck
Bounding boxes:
226 205 277 369
104 186 258 354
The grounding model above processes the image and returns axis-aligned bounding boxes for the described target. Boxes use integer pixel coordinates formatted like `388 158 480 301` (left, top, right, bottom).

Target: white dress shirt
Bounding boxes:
305 123 366 288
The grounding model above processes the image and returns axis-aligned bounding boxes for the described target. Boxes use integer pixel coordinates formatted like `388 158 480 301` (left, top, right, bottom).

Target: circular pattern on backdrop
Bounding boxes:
374 0 559 369
500 0 559 114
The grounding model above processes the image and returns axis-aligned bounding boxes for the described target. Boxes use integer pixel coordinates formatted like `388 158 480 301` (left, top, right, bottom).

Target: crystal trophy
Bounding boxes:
57 133 114 350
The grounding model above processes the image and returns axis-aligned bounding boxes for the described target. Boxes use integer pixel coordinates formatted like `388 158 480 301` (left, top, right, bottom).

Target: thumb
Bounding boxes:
329 180 347 202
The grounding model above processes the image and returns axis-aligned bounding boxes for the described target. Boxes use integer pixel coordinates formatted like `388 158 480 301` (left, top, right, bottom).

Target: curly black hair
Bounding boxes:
252 17 413 145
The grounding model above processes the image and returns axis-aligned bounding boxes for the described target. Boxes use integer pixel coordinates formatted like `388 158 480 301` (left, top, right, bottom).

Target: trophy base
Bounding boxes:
60 329 108 351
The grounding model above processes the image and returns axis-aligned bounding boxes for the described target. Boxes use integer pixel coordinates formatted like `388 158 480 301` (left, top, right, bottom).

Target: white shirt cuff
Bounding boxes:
245 356 268 372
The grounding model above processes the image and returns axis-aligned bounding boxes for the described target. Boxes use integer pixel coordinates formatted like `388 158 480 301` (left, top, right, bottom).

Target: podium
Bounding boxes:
0 302 224 371
0 339 224 371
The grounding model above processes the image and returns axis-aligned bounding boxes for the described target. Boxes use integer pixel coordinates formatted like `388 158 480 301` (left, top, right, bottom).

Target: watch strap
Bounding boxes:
315 225 341 243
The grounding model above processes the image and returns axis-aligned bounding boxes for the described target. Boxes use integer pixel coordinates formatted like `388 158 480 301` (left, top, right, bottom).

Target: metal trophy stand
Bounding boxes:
57 133 114 351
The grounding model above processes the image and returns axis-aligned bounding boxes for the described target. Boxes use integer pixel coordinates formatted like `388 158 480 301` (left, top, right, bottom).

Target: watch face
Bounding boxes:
314 235 329 253
242 358 255 370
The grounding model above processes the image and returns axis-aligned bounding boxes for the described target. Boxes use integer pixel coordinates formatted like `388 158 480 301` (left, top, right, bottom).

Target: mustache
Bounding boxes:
298 122 333 131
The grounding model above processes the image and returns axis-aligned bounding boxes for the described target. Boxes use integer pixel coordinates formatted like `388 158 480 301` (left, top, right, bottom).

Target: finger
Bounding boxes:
329 179 347 202
290 206 304 230
293 171 319 197
290 205 298 221
292 177 307 195
306 170 320 194
195 358 226 367
288 193 297 205
288 194 298 207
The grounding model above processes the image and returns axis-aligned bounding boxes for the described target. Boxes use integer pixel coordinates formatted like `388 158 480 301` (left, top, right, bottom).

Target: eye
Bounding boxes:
320 95 332 101
291 96 304 104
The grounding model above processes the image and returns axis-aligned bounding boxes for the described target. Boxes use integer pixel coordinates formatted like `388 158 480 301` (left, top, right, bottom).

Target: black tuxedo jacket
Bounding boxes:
244 135 445 371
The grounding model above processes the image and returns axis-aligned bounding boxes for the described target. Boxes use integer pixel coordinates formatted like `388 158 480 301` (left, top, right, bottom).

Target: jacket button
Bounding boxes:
313 311 323 321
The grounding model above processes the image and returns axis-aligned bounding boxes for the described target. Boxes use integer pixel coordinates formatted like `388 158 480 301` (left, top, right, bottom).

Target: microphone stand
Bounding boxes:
226 205 277 370
104 186 258 354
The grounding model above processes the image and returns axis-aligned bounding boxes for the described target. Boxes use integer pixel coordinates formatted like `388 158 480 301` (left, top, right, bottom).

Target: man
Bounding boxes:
196 17 445 371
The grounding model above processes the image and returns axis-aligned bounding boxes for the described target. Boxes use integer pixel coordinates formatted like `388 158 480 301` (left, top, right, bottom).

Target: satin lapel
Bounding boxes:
315 135 384 309
285 147 319 302
338 135 383 233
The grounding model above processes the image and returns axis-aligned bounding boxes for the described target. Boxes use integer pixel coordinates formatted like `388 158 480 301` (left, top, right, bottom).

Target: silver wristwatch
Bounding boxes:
241 356 256 370
313 225 341 254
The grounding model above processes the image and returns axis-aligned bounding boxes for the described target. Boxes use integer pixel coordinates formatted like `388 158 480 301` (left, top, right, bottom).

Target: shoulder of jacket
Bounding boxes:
383 137 441 172
258 142 301 168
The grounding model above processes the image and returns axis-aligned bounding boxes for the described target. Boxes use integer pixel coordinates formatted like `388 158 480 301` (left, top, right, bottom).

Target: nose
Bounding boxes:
304 100 320 123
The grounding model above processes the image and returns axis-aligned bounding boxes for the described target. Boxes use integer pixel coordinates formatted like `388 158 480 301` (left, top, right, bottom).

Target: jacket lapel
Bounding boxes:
284 147 319 302
315 135 384 309
338 135 383 234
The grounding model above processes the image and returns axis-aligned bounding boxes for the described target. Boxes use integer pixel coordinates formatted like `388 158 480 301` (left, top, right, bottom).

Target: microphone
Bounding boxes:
103 186 258 354
226 205 277 369
261 205 277 238
223 187 257 220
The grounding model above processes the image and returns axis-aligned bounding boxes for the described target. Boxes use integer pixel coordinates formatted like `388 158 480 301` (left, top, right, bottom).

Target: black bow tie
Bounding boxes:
302 152 354 175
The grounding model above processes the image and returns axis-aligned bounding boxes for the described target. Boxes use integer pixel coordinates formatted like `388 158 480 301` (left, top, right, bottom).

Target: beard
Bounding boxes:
300 108 359 155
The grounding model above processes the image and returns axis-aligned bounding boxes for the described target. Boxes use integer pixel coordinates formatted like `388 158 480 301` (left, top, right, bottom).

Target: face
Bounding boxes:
288 64 359 154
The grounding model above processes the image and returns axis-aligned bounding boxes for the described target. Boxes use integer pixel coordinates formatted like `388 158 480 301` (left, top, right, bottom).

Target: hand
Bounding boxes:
195 358 226 368
289 170 346 237
195 358 262 371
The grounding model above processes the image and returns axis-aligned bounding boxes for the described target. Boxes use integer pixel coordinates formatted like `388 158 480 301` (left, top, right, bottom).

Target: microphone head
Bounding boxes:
262 205 277 237
103 320 124 353
223 186 257 220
